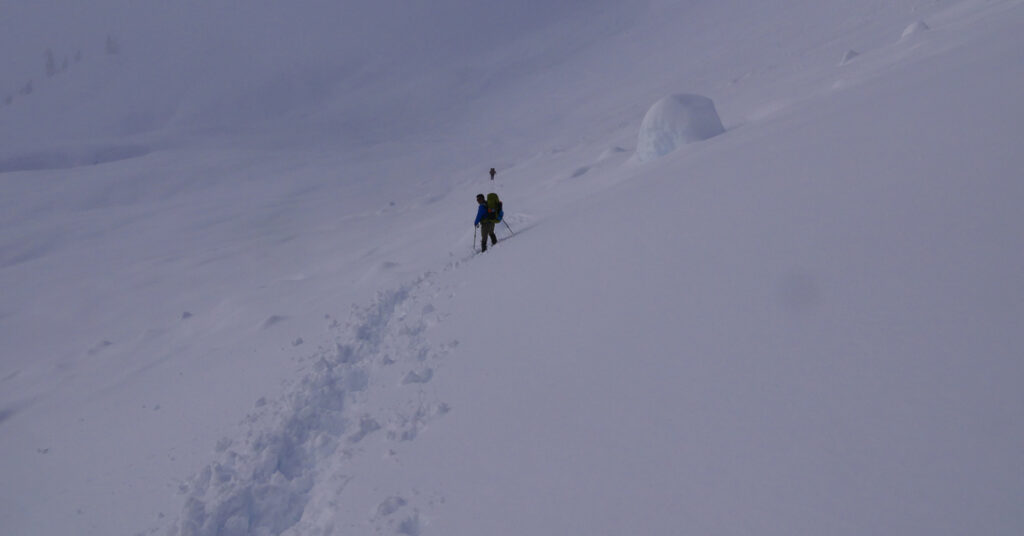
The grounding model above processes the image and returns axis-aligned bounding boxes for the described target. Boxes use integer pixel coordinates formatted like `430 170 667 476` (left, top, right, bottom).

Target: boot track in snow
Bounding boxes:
168 271 458 536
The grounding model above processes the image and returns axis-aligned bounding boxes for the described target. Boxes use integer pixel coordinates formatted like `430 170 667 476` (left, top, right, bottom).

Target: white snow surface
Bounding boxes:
2 1 1023 535
634 94 725 162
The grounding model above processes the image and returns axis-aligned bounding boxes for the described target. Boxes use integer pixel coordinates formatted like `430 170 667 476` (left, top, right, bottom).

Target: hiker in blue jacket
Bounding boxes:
474 193 503 252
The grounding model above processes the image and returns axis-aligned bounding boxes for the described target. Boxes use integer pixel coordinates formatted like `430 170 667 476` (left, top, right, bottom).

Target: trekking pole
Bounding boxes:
473 226 478 253
503 220 515 236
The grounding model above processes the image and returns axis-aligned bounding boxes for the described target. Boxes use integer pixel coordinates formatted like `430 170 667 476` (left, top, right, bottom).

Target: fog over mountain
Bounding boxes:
2 0 631 148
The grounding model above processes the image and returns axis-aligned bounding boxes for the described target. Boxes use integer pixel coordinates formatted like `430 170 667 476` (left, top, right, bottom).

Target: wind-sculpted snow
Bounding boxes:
0 144 151 174
170 274 455 536
635 94 725 162
900 20 931 41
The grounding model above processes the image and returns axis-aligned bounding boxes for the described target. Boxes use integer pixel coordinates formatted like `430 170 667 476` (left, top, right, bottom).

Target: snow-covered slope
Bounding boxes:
1 1 1022 535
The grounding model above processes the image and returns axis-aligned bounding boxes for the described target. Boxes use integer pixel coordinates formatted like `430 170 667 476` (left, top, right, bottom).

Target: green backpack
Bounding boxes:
485 193 502 222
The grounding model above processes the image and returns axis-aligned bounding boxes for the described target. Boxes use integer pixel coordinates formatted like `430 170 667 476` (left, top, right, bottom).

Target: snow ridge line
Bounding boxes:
168 271 454 536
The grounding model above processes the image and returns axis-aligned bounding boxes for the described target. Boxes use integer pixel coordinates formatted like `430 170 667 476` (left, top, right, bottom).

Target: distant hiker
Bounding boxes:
489 168 496 180
474 193 503 252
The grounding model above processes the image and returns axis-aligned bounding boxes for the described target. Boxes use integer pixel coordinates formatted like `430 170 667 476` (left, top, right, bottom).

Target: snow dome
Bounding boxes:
901 20 930 41
635 94 725 162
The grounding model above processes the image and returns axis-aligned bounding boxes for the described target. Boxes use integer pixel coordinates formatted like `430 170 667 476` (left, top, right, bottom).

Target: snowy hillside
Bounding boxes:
2 1 1022 535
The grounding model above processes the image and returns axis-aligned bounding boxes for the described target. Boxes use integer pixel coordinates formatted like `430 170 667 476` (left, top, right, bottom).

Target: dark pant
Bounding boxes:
480 221 497 251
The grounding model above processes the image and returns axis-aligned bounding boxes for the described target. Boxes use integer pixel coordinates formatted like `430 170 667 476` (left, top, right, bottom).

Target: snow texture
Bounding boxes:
170 279 452 536
901 20 931 41
635 94 725 162
2 1 1023 536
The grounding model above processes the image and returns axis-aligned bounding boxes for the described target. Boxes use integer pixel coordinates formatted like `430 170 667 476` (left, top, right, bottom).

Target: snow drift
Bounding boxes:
635 94 725 162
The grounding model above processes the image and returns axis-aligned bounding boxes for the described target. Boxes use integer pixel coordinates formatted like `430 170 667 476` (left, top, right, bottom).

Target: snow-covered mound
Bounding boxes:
901 20 931 41
635 94 725 162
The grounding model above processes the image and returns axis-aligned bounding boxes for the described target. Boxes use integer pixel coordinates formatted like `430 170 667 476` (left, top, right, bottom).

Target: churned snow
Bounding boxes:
2 1 1023 535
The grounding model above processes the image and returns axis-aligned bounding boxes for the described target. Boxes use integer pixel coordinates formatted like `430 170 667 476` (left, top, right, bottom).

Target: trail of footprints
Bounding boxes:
171 269 458 536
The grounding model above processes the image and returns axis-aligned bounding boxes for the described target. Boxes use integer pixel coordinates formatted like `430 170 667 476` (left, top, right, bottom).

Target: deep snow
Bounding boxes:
1 1 1023 535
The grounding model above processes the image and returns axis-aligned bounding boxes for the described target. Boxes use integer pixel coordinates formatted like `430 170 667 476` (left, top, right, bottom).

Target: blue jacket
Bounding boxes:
474 204 503 225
